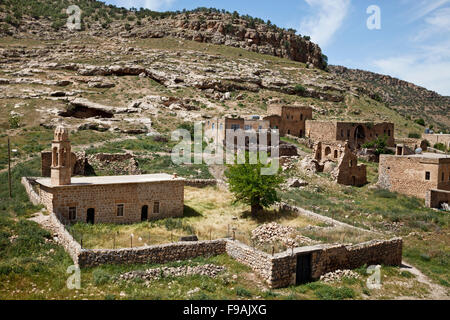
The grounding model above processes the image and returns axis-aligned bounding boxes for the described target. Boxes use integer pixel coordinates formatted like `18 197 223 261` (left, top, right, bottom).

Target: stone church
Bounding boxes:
35 127 185 224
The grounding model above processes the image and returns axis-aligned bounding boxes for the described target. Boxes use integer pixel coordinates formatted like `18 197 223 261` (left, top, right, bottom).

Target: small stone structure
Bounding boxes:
32 126 185 224
204 104 313 146
311 141 367 186
305 120 395 150
426 189 450 209
378 153 450 206
41 151 86 177
423 133 450 150
264 104 313 137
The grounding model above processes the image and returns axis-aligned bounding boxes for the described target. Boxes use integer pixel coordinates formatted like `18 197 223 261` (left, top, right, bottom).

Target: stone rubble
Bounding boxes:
320 269 361 283
251 222 316 248
117 264 226 282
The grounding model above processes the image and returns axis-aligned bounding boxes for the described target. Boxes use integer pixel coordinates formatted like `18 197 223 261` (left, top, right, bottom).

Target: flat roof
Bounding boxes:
36 173 183 188
383 153 450 160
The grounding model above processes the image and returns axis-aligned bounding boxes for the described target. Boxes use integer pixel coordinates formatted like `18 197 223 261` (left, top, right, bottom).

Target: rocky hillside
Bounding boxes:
329 66 450 130
0 1 327 69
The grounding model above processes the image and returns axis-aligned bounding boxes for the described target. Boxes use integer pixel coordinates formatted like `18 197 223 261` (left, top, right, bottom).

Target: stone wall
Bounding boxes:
378 154 450 199
184 179 218 187
426 189 450 208
39 179 185 224
226 238 402 289
310 238 403 279
41 151 86 177
423 134 450 149
78 240 227 268
47 212 82 264
225 240 273 284
306 121 395 149
21 177 41 206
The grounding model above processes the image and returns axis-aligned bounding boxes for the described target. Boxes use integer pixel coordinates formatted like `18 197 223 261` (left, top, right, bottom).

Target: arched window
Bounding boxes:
52 147 58 167
325 147 331 156
334 150 338 158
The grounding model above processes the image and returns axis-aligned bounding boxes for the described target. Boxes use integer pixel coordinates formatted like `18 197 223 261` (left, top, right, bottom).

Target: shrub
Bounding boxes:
8 115 21 129
293 84 306 95
434 143 446 152
415 118 426 126
408 133 421 139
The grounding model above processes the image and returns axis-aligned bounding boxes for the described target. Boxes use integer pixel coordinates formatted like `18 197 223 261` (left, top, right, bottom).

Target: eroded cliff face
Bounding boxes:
127 13 326 69
0 11 326 70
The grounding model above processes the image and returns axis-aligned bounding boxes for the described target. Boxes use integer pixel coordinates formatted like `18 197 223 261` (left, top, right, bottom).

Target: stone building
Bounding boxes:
264 104 313 137
313 141 367 186
305 120 395 149
423 133 450 150
378 152 450 207
204 104 313 146
34 127 185 224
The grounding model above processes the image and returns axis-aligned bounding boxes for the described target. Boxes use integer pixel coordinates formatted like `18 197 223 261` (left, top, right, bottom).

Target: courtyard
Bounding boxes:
67 186 386 254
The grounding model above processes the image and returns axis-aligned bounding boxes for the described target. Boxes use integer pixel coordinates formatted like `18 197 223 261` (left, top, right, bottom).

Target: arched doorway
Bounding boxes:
325 147 332 157
86 208 95 224
354 125 366 148
141 205 148 222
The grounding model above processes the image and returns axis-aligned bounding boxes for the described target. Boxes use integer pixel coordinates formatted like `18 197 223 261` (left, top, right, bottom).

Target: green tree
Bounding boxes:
225 153 285 216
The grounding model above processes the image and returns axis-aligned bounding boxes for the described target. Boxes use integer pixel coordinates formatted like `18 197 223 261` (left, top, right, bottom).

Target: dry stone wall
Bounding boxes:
21 177 41 206
78 240 226 268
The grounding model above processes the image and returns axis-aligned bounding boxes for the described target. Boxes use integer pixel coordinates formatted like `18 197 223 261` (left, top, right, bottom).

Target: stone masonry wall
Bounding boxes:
378 155 448 199
310 238 403 279
39 180 184 224
21 177 41 206
78 240 227 268
426 189 450 208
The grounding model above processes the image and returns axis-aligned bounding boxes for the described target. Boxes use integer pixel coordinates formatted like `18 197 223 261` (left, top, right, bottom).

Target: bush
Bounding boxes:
408 133 421 139
434 143 447 152
293 84 306 95
415 118 426 126
8 115 21 129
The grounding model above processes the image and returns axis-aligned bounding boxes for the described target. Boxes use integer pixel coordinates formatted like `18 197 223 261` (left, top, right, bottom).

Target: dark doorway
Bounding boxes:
352 176 356 186
296 254 312 285
354 125 366 148
141 205 148 221
86 208 95 224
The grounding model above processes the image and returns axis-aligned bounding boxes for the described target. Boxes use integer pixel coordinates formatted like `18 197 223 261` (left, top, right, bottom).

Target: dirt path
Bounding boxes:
397 262 449 300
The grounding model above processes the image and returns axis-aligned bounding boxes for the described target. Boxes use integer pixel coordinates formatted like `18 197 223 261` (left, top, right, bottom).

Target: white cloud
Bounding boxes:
373 46 450 95
115 0 175 11
372 1 450 95
300 0 351 48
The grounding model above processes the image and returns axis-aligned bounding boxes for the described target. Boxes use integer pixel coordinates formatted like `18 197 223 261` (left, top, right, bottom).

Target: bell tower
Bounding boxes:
51 126 72 186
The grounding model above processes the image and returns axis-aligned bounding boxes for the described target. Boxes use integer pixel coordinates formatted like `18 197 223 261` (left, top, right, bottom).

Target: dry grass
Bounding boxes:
68 186 381 251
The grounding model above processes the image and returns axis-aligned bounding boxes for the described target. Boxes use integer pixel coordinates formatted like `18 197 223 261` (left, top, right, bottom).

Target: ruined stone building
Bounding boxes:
264 104 313 137
305 121 395 149
34 127 185 224
313 141 367 186
423 133 450 149
204 104 313 146
378 151 450 208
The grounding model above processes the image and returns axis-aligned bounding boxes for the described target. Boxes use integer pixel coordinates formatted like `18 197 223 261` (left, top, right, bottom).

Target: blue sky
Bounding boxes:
105 1 450 96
